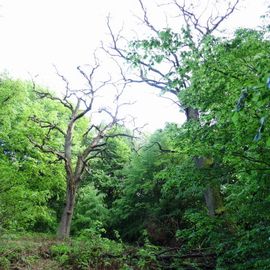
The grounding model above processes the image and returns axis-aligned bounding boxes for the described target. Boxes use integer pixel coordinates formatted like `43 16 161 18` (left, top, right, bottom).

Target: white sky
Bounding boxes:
0 0 268 132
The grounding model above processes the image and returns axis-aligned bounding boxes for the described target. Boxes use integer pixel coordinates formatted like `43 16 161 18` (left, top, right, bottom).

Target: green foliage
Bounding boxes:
175 28 270 268
111 129 192 243
122 19 270 268
0 76 65 232
127 26 198 95
87 134 132 209
72 184 108 235
50 243 71 266
1 8 270 270
136 234 161 270
70 232 125 269
0 257 11 270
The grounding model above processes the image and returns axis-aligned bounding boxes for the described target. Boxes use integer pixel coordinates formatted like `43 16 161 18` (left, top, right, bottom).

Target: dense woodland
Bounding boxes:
1 0 270 269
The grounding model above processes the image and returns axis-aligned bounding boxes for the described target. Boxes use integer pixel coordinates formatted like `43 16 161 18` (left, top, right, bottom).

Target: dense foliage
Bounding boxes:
0 78 66 232
1 5 270 270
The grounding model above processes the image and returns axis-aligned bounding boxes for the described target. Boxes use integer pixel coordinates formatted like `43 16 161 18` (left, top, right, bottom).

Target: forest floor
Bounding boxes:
0 233 216 270
0 233 136 270
0 234 63 269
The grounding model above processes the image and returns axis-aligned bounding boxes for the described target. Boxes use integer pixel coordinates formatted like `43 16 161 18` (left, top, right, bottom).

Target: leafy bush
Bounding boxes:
50 243 71 266
71 184 108 236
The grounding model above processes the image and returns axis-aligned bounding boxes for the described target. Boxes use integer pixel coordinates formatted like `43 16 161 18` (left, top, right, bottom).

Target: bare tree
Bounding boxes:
105 0 240 216
30 59 134 238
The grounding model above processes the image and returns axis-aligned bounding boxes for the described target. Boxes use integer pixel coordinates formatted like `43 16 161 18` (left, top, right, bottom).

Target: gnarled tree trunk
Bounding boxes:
58 193 75 238
57 178 78 238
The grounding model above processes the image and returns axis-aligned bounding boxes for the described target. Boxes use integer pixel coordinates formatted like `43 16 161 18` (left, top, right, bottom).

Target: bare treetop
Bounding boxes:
172 0 240 35
104 0 241 102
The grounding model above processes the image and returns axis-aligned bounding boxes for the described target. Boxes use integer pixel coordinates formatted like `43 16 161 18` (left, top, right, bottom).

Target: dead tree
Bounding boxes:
105 0 240 216
30 60 133 238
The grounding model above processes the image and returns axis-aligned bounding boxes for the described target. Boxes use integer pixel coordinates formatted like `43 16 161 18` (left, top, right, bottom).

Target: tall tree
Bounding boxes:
176 27 270 269
30 62 133 238
106 0 240 216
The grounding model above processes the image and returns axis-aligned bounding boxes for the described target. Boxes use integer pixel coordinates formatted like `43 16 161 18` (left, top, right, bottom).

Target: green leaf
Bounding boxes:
266 137 270 147
231 113 239 124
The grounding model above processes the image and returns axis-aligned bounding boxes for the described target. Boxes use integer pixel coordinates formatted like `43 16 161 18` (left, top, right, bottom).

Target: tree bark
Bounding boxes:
184 107 200 121
204 184 223 216
57 178 78 238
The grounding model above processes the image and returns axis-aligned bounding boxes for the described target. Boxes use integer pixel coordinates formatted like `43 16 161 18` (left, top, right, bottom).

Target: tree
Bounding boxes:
110 25 270 267
102 3 270 267
106 0 240 216
180 28 270 268
30 61 133 238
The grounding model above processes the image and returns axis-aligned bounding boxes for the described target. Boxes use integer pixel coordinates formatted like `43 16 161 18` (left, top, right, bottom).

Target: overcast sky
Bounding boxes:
0 0 268 131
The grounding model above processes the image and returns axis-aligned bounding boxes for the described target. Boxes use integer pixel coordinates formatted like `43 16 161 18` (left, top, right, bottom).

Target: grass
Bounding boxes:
0 232 162 270
0 233 63 270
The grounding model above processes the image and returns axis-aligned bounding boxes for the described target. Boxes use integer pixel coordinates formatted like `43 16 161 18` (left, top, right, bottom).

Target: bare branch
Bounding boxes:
35 88 74 111
173 0 240 35
83 124 102 139
29 115 66 136
106 16 127 59
106 16 164 79
173 0 205 35
77 63 98 93
53 65 75 110
145 141 176 153
158 94 182 108
206 0 240 34
98 106 117 122
28 136 65 160
84 149 106 163
136 0 159 34
105 133 138 140
105 15 180 97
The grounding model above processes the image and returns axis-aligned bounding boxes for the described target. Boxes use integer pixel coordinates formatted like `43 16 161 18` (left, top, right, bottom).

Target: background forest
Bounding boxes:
0 0 270 269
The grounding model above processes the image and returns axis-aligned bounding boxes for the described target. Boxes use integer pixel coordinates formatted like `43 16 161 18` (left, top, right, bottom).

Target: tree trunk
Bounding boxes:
185 107 223 217
204 184 223 216
57 180 77 238
184 107 200 121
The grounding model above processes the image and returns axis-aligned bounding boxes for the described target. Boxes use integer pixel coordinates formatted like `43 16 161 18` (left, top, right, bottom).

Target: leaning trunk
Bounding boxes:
57 181 77 238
